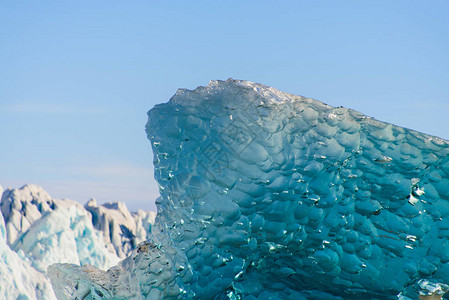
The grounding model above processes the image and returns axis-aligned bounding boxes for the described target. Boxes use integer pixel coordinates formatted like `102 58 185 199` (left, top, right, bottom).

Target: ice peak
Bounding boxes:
86 198 97 206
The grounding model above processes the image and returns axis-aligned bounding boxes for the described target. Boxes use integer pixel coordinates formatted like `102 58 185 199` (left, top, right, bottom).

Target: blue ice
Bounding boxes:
49 79 449 299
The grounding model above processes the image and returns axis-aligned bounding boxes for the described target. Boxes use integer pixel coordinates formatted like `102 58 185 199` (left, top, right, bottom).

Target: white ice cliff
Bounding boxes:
0 185 57 300
85 198 155 259
45 79 449 299
0 184 155 299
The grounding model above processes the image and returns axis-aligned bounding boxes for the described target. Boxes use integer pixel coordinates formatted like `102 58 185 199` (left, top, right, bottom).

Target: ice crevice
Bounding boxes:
49 79 449 299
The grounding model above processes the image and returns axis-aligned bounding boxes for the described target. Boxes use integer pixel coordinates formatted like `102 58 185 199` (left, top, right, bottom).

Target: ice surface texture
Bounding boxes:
51 79 449 299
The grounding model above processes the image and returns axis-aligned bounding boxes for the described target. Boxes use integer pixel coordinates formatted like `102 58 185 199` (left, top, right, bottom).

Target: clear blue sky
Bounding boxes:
1 1 448 212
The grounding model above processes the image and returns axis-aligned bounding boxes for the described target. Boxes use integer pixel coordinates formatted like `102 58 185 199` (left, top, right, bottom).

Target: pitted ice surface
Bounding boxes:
50 79 449 299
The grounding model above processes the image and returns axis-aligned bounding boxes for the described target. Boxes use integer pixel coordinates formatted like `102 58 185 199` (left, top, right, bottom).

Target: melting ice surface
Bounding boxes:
49 79 449 299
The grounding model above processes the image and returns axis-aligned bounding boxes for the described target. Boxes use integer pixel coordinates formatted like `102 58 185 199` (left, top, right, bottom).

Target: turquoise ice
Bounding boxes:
50 80 449 299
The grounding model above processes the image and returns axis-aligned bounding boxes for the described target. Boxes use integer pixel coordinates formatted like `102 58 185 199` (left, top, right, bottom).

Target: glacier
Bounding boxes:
0 195 57 300
45 79 449 299
0 184 155 299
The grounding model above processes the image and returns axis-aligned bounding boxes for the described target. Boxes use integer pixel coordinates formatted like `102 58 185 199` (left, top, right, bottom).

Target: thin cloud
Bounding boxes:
2 102 107 115
69 163 153 179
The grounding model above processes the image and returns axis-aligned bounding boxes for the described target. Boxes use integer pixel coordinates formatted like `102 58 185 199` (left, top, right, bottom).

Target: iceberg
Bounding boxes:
49 79 449 299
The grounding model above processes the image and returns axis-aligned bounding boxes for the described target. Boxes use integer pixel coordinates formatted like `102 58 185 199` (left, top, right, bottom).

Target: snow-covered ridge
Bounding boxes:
0 184 155 299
